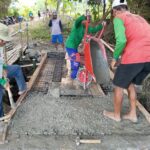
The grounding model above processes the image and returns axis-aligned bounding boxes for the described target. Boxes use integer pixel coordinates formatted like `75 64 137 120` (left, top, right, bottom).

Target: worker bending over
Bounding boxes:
103 0 150 122
0 23 27 117
65 10 106 82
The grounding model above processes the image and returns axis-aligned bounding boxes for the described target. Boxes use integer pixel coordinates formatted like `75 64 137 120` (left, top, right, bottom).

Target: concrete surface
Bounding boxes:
0 41 149 150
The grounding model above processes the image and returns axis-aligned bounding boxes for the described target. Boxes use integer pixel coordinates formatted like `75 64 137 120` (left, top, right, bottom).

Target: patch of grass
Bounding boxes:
29 21 50 41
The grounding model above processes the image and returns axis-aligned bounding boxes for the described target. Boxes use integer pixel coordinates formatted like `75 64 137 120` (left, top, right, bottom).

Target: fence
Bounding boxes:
5 21 30 65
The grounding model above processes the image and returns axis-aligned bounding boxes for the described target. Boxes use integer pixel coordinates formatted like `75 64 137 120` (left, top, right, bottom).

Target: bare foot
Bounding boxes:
123 113 138 123
103 110 121 122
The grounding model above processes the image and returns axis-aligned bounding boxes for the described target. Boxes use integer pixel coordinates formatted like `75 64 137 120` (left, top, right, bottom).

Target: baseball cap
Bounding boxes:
52 11 57 15
85 9 90 16
112 0 127 8
0 23 11 41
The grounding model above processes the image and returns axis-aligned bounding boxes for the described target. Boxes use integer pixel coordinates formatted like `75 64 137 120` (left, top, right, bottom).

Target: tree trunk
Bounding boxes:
56 0 61 13
103 0 106 18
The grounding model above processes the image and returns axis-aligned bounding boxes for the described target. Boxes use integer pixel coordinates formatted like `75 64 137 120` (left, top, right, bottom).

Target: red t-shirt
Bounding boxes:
116 12 150 64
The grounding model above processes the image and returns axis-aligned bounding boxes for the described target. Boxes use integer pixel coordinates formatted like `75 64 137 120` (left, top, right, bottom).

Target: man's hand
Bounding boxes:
85 9 90 16
4 80 10 91
111 59 117 70
102 21 106 26
2 70 7 78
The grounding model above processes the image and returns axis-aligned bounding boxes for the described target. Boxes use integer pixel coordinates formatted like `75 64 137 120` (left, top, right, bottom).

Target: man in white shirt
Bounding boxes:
48 11 64 50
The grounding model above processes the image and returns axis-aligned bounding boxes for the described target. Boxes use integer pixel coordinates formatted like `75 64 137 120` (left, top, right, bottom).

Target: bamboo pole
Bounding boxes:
19 22 23 58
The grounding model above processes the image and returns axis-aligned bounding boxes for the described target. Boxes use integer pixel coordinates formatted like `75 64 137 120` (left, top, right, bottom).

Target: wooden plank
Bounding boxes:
136 101 150 123
96 84 105 96
1 123 8 144
7 45 27 65
60 78 91 97
60 88 91 97
60 78 105 97
90 83 105 97
0 122 9 144
0 53 47 122
20 63 40 68
101 39 114 52
123 89 150 123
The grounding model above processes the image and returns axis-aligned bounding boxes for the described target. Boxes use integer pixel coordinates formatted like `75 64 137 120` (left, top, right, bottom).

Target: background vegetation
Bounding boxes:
1 0 149 43
0 0 149 22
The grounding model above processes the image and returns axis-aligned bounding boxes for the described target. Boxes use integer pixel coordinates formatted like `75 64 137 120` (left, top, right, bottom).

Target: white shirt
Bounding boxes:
51 19 62 35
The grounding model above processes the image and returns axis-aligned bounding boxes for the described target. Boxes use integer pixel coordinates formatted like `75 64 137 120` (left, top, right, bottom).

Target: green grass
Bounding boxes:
29 21 50 41
29 19 72 41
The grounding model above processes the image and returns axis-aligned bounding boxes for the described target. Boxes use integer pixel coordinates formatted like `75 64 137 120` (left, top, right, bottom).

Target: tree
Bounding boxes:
0 0 12 18
128 0 150 22
46 0 58 11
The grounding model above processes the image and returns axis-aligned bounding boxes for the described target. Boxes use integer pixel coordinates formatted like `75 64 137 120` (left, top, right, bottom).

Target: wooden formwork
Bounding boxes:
0 52 47 144
7 45 27 65
60 77 105 97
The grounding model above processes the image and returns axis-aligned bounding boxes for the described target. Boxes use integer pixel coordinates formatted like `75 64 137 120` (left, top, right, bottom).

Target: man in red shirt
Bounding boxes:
103 0 150 122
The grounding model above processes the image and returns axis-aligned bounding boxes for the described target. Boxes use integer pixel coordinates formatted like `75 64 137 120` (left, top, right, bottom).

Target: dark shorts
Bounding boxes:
113 62 150 89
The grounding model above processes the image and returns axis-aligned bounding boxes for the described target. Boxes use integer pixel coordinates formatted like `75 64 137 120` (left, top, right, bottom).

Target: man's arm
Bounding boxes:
113 18 127 60
75 15 86 28
0 78 7 87
88 24 103 33
48 20 52 27
0 65 7 86
59 20 63 31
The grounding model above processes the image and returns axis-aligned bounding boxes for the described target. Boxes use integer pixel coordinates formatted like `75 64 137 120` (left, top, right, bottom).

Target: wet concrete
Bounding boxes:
0 43 150 150
1 134 150 150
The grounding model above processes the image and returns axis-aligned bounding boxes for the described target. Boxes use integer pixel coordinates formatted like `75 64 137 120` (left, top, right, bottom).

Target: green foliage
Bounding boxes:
47 0 57 10
127 0 150 22
0 0 11 18
8 8 19 17
21 7 31 18
29 21 50 40
88 0 102 5
60 0 73 15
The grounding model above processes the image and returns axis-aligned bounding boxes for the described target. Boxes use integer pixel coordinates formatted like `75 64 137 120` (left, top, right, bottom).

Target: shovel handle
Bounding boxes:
7 87 16 109
80 139 101 144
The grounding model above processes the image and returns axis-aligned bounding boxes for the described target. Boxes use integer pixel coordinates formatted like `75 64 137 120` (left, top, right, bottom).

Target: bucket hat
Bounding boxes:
0 23 11 41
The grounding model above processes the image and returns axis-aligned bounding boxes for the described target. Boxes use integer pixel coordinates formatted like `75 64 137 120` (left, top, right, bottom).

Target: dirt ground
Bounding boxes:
0 42 150 150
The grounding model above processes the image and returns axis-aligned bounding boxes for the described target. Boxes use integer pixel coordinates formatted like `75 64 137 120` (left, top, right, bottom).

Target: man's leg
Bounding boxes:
51 35 58 50
103 86 123 122
61 43 64 50
54 43 58 50
123 84 137 122
70 55 80 79
66 48 79 79
65 53 71 77
58 34 64 50
6 65 27 93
